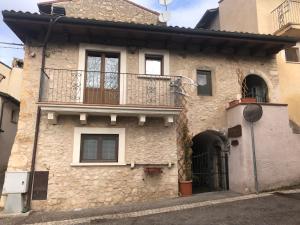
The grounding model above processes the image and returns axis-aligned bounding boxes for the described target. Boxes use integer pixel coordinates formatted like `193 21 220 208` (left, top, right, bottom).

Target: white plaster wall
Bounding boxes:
227 104 300 193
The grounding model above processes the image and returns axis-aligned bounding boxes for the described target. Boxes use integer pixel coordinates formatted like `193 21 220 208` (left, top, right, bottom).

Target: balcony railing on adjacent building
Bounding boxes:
272 0 300 32
39 68 183 108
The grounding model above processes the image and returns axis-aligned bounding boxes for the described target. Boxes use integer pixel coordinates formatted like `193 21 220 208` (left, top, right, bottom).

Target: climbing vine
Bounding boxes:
176 84 193 182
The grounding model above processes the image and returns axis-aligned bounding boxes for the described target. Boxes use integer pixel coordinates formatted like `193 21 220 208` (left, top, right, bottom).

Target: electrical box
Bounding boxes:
2 172 30 194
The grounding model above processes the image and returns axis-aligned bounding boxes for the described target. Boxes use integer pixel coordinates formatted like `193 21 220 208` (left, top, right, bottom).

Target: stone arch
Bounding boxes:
244 69 278 102
242 74 269 102
191 130 229 193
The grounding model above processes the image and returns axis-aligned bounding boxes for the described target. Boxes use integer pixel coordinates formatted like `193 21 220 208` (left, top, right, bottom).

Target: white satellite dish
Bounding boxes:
159 11 171 23
159 0 173 5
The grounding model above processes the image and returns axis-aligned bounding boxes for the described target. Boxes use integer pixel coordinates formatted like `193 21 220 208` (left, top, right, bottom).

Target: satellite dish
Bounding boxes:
159 11 171 23
159 0 173 5
243 104 263 123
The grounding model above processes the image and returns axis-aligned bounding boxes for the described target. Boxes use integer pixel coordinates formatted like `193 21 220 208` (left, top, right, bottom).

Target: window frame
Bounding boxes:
145 54 164 76
11 109 19 124
72 127 126 166
285 47 300 63
138 49 170 76
197 70 213 96
80 134 119 163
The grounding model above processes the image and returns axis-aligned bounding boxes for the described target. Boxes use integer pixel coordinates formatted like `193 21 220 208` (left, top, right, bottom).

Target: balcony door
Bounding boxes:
84 52 120 105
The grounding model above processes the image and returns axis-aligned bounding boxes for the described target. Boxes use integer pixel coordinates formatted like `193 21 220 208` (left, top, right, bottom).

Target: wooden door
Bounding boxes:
84 52 120 105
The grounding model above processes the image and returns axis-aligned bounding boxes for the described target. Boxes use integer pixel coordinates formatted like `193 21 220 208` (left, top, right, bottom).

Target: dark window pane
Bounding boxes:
11 110 19 123
82 138 98 160
145 55 163 75
86 56 101 88
102 138 117 161
285 48 300 62
80 134 118 163
197 70 212 96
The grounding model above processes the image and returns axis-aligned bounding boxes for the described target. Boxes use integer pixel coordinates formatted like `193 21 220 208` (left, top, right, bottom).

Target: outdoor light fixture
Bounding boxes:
0 73 5 83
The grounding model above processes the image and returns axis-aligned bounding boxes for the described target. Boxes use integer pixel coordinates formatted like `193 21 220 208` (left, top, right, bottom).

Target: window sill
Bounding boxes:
71 162 126 167
137 75 171 80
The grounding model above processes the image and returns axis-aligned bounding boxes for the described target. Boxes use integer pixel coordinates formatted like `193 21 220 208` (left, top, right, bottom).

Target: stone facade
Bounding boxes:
5 40 281 210
52 0 160 25
32 115 178 210
169 52 280 136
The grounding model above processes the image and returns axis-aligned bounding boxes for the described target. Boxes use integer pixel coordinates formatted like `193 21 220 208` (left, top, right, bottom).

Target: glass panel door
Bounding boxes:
84 52 120 104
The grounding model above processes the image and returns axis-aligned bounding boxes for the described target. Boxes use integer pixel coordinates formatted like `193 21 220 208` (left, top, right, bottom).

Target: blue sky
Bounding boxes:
0 0 218 65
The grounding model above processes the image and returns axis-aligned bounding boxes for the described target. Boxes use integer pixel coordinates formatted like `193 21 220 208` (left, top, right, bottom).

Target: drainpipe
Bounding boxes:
26 15 64 211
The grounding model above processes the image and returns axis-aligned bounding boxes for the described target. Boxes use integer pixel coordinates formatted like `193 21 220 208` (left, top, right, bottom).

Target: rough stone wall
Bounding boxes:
169 51 280 136
5 41 281 210
53 0 159 25
32 115 178 210
7 46 43 171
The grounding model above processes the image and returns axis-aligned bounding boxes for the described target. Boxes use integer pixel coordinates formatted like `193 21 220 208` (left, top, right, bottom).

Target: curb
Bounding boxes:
25 189 300 225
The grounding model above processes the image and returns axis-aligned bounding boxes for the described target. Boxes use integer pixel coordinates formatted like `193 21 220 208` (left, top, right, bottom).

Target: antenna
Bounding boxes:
159 0 173 23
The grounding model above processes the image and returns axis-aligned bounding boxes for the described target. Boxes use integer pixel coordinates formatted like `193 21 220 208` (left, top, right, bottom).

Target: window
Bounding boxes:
145 55 163 75
11 110 19 124
197 70 212 96
73 127 125 166
285 47 300 62
80 134 118 163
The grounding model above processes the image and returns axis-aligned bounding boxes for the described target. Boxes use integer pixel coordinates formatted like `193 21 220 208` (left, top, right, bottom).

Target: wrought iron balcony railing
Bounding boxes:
272 0 300 32
39 68 183 108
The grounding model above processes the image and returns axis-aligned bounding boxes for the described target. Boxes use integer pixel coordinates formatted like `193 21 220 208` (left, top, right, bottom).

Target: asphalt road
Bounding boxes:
90 192 300 225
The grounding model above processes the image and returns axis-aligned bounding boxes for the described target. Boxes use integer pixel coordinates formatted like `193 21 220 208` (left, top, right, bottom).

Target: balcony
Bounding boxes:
39 68 183 126
272 0 300 37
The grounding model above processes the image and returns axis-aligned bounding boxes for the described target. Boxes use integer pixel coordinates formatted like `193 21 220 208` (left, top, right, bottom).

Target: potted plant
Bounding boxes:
179 122 193 197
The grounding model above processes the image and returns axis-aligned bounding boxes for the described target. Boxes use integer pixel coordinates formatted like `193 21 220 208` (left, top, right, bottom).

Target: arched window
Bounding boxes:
242 75 268 103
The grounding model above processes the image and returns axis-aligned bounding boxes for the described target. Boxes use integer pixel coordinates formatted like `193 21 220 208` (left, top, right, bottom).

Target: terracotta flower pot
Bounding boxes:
229 100 240 107
179 180 192 197
240 98 257 103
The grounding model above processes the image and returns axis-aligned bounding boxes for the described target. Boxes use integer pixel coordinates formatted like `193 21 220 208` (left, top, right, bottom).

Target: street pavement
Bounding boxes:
0 190 299 225
90 192 300 225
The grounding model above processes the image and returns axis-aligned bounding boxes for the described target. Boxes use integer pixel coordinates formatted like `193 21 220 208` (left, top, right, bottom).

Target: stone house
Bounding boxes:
1 0 300 212
0 59 23 195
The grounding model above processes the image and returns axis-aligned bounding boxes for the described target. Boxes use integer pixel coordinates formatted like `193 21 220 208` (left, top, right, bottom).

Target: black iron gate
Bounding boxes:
192 151 229 193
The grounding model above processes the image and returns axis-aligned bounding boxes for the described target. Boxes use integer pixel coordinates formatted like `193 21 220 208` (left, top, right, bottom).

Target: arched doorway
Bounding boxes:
243 74 268 103
192 130 229 193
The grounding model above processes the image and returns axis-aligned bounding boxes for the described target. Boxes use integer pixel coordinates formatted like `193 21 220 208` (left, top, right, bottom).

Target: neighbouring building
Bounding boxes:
0 59 23 194
1 0 300 212
196 0 300 132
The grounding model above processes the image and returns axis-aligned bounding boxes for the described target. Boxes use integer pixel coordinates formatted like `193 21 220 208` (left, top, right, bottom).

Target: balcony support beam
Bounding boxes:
80 113 88 125
164 116 174 127
111 114 117 125
138 115 146 126
48 112 57 125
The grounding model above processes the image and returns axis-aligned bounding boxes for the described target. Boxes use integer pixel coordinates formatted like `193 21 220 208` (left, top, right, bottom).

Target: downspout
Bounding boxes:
26 15 64 211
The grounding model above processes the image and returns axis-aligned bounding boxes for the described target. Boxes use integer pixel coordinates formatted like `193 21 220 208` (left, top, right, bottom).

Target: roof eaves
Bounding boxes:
2 10 297 45
0 61 12 70
0 91 20 105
